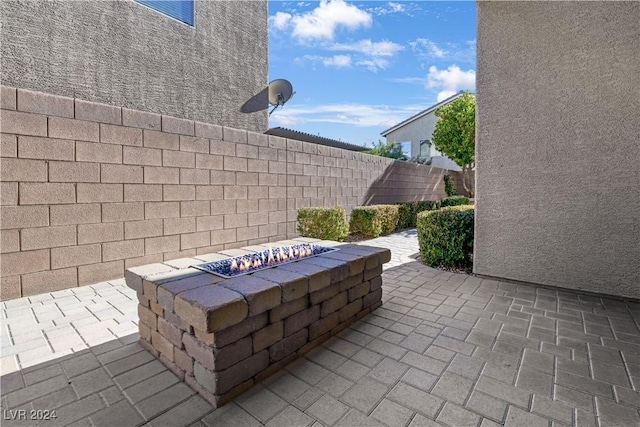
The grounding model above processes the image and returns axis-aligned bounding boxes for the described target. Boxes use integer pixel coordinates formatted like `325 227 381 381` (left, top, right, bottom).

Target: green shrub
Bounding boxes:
443 174 458 196
395 203 413 230
378 205 400 235
440 195 470 207
297 207 349 241
350 207 380 238
394 201 440 230
417 205 474 270
349 205 400 238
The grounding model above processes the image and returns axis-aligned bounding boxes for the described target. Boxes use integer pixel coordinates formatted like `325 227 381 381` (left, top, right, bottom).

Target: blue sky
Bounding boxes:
268 0 477 148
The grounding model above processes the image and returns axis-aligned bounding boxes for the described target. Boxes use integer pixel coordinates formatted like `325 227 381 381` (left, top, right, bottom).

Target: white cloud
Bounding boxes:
356 58 390 73
410 38 477 65
387 77 425 85
426 65 476 101
323 55 352 68
452 39 476 64
270 103 427 128
270 3 403 73
272 0 372 41
296 54 352 69
367 1 416 17
327 39 404 72
294 39 402 72
435 91 457 102
269 12 292 30
409 38 446 59
271 113 301 127
388 2 405 13
328 39 404 57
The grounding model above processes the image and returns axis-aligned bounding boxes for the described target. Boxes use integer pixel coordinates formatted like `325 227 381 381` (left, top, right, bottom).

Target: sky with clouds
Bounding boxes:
268 0 476 148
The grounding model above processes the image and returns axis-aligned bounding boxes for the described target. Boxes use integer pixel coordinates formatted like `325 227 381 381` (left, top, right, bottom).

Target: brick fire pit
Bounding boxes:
125 238 390 407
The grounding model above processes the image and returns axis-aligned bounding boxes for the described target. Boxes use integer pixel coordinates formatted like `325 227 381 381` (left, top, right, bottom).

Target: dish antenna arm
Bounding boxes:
268 79 294 116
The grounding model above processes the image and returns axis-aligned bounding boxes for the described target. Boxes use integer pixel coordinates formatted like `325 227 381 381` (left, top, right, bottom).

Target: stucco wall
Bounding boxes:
0 0 268 132
475 2 640 298
0 87 462 300
384 112 460 171
384 113 440 159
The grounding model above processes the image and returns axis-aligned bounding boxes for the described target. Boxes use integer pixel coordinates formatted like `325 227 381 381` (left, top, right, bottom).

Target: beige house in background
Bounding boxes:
474 2 639 299
381 92 466 171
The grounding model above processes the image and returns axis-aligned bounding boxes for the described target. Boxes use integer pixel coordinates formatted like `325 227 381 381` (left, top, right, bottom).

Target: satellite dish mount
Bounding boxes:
268 79 294 116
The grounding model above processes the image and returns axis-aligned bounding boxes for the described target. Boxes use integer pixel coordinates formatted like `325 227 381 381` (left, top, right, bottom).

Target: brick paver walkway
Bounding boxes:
1 230 639 426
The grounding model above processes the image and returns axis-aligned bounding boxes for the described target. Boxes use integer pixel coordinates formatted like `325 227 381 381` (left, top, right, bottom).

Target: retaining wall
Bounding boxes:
0 86 464 299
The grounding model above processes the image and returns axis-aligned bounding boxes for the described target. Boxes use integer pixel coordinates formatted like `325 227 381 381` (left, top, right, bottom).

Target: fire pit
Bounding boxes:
193 244 339 278
125 238 390 408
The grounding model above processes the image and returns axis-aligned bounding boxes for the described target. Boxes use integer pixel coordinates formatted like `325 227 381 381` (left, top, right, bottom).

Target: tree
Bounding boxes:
431 91 475 197
366 140 407 160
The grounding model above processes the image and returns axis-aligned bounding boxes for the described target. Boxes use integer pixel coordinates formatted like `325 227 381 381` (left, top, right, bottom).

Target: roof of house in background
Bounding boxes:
380 91 470 137
265 127 369 152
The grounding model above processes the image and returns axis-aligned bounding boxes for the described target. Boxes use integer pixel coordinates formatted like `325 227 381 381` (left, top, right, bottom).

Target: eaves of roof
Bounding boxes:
380 91 470 136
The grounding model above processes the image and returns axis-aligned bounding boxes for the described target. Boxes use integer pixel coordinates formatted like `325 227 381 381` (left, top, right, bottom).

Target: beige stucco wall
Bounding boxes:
475 2 640 298
1 0 268 132
384 112 461 171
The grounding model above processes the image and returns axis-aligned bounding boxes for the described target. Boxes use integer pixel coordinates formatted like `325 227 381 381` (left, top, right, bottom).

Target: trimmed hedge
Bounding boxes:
395 201 440 230
440 195 470 207
417 205 474 270
349 205 400 238
297 207 349 241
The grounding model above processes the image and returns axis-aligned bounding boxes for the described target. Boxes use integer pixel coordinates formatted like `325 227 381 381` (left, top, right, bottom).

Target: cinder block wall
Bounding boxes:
0 87 459 299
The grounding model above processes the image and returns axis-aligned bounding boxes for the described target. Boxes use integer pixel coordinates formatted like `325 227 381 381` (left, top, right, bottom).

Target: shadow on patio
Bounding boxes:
1 232 639 426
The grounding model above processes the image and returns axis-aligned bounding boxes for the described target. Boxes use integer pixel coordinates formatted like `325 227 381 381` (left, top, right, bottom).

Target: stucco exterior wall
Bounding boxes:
384 111 460 171
384 112 438 159
475 2 640 298
0 87 463 300
0 0 268 132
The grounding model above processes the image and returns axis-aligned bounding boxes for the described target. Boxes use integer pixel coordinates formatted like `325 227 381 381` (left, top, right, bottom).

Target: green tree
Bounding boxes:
432 91 475 197
366 140 407 160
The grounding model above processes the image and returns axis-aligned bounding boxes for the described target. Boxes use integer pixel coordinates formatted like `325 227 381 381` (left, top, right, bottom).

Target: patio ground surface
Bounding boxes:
1 230 639 427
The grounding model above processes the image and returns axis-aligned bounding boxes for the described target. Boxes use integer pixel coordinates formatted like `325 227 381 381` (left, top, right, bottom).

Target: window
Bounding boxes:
400 142 411 158
136 0 194 26
420 140 431 158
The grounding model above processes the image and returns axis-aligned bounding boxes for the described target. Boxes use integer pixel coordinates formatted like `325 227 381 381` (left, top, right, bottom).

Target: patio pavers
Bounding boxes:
1 230 639 426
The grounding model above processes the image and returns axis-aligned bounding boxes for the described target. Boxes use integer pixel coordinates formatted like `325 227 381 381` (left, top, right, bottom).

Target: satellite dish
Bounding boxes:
268 79 294 115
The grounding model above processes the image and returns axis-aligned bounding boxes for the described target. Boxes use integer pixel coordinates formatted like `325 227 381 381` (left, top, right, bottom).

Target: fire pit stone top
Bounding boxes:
125 237 391 407
126 237 391 335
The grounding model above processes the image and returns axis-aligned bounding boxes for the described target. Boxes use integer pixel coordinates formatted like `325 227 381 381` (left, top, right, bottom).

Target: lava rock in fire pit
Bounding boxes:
192 244 338 278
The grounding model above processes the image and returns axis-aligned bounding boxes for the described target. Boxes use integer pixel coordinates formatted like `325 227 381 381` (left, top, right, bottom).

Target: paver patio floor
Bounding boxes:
1 230 639 426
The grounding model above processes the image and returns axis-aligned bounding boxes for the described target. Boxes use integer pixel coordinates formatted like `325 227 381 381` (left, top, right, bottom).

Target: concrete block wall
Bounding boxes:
0 87 458 300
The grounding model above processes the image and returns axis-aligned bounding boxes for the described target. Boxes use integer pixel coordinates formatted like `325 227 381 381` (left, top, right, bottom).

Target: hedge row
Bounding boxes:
297 195 471 242
349 205 400 238
297 197 474 271
395 201 440 230
296 207 349 241
440 195 470 207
